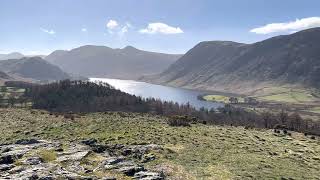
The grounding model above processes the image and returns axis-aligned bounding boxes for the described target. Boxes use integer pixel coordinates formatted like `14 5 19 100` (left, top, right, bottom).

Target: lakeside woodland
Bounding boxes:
2 80 320 136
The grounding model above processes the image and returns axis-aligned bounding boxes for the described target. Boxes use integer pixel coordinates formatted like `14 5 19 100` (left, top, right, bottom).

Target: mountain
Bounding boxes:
0 52 24 60
142 28 320 93
45 45 182 79
0 57 70 81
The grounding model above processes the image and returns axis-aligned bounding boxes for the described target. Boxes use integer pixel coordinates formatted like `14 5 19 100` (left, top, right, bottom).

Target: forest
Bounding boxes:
6 80 320 136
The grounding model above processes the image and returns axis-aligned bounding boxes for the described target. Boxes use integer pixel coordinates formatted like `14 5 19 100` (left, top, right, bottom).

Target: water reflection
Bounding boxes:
90 78 222 109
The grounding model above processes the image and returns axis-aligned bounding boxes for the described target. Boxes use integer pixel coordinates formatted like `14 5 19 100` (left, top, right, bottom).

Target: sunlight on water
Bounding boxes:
90 78 222 109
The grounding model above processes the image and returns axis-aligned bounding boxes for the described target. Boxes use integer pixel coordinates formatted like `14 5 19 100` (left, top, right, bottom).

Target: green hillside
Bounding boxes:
1 108 319 179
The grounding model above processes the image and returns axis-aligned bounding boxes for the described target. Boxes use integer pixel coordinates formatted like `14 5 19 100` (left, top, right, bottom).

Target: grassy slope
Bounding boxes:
0 108 319 179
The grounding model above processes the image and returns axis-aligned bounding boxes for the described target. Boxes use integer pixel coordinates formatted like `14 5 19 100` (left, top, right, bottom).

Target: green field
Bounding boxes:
258 91 315 103
202 94 244 103
0 86 25 99
1 108 319 179
252 86 318 104
203 86 319 104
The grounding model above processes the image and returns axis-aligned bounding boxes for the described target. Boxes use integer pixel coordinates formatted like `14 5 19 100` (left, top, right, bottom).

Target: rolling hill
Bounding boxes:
142 28 320 94
0 57 70 81
0 52 24 60
45 45 182 79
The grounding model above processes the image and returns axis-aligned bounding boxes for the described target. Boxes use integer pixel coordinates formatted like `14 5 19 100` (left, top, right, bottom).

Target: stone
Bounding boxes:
104 156 125 165
81 139 97 146
141 154 156 163
102 177 117 180
117 165 144 176
0 140 163 180
57 151 90 162
28 174 39 180
1 147 11 153
67 161 85 172
0 154 15 164
133 171 164 180
39 176 55 180
55 147 64 152
90 144 107 153
122 144 162 159
15 139 40 145
23 156 43 165
2 148 28 159
0 164 15 171
8 166 26 173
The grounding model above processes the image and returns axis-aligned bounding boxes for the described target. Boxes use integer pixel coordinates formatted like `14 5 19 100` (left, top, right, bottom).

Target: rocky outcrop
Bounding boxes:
0 139 165 179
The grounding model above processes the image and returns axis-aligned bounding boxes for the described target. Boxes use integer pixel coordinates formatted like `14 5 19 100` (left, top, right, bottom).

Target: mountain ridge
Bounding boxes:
45 45 182 79
141 28 320 94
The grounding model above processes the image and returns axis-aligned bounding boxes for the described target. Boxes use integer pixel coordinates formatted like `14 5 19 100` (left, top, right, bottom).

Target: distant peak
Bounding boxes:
201 41 244 45
123 46 138 51
21 56 44 61
8 52 24 56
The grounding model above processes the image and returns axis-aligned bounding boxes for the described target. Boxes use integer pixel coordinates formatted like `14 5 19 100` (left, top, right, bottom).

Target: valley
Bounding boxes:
1 7 320 178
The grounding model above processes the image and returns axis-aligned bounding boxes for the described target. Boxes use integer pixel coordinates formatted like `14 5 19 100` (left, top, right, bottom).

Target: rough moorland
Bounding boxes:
0 108 319 179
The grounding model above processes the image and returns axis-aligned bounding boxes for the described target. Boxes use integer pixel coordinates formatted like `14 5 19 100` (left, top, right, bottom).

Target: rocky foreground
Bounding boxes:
0 139 164 180
1 108 320 179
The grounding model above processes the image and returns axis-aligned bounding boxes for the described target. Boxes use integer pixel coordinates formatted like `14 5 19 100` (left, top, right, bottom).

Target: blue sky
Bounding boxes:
1 0 319 55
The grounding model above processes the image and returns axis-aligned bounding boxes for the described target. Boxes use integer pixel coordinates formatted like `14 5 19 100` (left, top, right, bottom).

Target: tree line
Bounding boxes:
7 80 320 136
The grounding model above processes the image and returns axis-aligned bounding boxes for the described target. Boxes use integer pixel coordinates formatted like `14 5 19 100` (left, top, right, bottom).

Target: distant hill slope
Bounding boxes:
0 71 12 79
143 28 320 93
0 57 70 81
0 52 24 60
45 45 182 79
0 71 13 85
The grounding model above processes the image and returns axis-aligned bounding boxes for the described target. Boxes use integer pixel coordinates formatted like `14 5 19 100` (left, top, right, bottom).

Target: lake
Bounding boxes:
90 78 222 109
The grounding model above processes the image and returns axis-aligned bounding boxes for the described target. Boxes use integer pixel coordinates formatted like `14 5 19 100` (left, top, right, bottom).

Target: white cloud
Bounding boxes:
139 22 183 34
120 26 128 34
250 17 320 34
81 28 87 32
125 22 132 28
108 30 114 35
107 20 119 30
40 28 55 35
118 23 132 36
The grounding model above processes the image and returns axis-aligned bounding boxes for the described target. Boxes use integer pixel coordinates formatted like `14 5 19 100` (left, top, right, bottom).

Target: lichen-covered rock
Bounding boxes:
57 150 90 162
0 164 15 171
133 171 164 180
0 139 163 179
104 156 126 165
